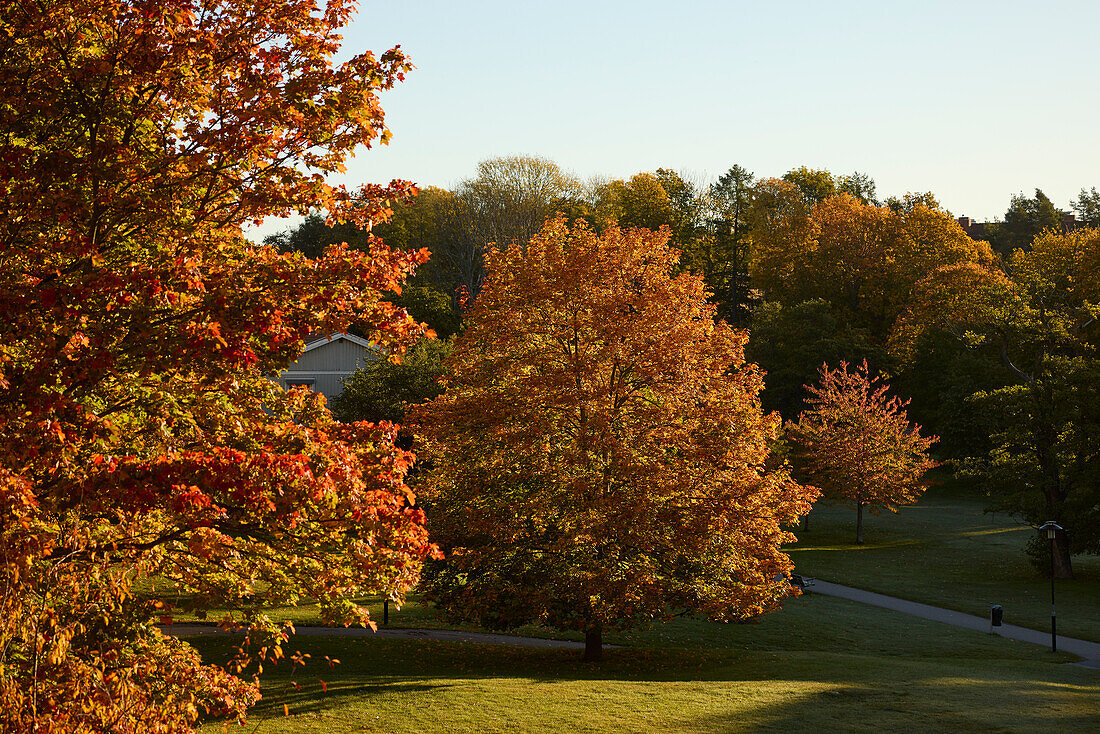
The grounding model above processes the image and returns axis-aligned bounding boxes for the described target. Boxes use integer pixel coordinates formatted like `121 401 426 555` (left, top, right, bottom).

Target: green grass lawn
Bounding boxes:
191 593 1099 733
181 480 1100 732
177 481 1099 645
785 482 1100 643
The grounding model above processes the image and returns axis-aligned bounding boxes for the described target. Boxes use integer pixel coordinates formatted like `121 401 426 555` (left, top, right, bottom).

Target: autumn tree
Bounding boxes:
788 362 938 544
985 189 1067 256
747 187 998 460
781 166 839 205
746 178 817 305
411 217 817 662
455 155 585 252
749 190 993 339
270 157 589 310
596 172 678 233
369 186 489 319
1071 187 1100 226
362 158 589 307
896 229 1100 577
0 2 437 731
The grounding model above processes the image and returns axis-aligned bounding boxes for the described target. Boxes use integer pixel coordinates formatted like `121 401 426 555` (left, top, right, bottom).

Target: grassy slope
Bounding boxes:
786 483 1100 642
183 481 1100 732
181 483 1098 644
193 593 1099 734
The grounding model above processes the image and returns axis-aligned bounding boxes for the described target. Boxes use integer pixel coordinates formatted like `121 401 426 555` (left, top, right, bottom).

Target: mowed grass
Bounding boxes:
183 481 1100 732
192 593 1099 734
179 481 1099 644
786 481 1100 642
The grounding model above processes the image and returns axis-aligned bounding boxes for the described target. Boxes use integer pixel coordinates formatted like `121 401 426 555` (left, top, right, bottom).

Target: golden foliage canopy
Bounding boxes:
750 190 994 337
413 217 817 643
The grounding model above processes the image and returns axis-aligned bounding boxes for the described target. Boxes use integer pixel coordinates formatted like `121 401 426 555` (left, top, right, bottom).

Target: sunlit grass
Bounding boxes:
182 478 1100 732
192 593 1099 734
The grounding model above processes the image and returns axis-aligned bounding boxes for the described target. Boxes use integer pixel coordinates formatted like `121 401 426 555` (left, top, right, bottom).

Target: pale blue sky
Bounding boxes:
255 0 1100 239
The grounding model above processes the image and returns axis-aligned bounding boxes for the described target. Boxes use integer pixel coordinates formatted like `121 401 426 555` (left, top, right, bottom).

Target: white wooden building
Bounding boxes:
278 333 379 401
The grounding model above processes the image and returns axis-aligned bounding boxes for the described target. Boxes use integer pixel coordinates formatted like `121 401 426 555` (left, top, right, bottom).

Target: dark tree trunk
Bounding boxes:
1053 530 1074 579
1032 378 1072 579
856 501 864 545
583 627 603 662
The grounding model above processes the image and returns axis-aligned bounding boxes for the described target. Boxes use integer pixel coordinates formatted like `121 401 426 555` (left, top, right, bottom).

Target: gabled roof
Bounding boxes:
301 332 377 353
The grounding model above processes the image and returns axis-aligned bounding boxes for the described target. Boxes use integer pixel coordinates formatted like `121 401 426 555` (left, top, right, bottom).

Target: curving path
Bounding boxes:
167 583 1100 668
808 579 1100 668
166 623 588 649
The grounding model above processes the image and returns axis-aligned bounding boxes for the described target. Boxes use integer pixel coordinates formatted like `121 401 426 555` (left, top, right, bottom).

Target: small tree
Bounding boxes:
788 361 938 544
412 216 817 662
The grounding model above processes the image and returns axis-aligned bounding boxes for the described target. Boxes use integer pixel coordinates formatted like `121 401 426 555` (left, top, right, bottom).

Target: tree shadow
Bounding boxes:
188 629 1099 731
184 590 1100 732
685 675 1100 733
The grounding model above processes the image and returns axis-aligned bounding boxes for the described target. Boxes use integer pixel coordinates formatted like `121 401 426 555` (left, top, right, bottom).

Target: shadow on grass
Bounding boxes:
257 680 457 717
687 678 1100 733
182 566 1097 731
188 634 1099 733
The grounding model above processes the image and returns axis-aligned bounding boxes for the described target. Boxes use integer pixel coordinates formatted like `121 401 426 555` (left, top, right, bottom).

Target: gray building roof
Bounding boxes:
278 333 379 401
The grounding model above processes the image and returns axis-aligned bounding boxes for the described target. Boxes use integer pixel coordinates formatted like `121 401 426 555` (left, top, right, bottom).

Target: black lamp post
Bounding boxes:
1039 520 1063 652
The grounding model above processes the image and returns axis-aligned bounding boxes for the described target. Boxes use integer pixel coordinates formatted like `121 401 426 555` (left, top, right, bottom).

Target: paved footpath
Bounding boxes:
810 579 1100 668
167 624 588 649
169 583 1099 668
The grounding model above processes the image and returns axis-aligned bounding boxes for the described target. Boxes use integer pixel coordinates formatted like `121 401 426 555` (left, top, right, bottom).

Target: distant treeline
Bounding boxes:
268 156 1100 577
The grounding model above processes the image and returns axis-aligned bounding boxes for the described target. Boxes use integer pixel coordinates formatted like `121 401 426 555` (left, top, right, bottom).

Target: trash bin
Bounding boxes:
991 605 1003 627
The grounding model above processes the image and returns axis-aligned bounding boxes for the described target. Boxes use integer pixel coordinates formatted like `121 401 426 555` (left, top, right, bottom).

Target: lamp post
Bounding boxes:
1039 520 1063 653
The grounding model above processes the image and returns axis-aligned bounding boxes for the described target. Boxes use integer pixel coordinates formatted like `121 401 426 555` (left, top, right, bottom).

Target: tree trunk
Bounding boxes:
1053 530 1074 579
856 501 864 545
583 627 603 662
